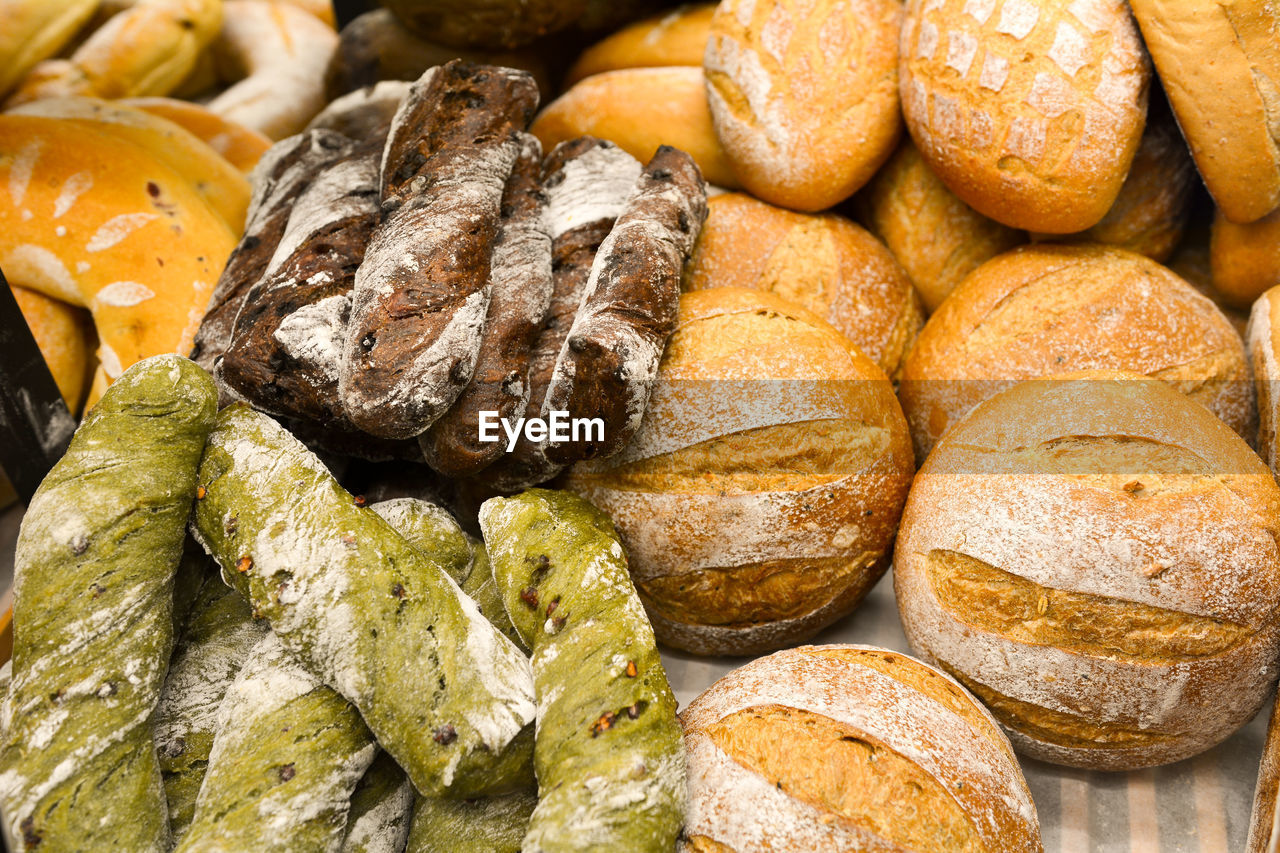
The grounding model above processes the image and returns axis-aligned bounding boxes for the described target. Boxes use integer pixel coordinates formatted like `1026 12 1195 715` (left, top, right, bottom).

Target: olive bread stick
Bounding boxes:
480 489 685 853
192 404 536 797
369 497 475 586
156 575 269 842
341 752 414 853
175 631 377 853
0 353 218 852
461 541 525 652
405 788 538 853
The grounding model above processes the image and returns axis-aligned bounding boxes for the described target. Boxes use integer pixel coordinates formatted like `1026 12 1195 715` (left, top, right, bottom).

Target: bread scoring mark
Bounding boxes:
4 244 80 305
926 549 1254 663
1047 20 1090 76
918 19 940 59
996 0 1041 39
945 29 979 76
978 52 1010 91
962 0 996 24
86 213 157 253
95 282 156 308
8 140 41 208
53 171 93 219
99 342 123 379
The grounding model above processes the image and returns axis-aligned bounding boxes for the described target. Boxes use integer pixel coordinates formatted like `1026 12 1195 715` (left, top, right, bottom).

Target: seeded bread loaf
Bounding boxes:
680 645 1042 852
568 289 914 656
899 0 1150 233
704 0 903 211
684 192 922 377
899 244 1253 460
895 371 1280 769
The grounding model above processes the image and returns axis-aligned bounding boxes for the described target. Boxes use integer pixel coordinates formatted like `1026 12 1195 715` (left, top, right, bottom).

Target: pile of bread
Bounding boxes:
4 0 1280 850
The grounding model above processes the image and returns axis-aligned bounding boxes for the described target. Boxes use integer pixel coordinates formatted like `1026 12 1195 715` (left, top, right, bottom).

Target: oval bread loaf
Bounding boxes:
899 0 1150 233
565 3 715 86
1213 207 1280 310
899 244 1253 460
704 0 903 211
684 191 922 378
895 371 1280 769
679 645 1042 852
567 288 914 657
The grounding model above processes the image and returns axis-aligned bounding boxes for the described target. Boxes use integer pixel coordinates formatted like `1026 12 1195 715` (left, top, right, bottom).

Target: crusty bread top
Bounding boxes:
566 3 715 86
1129 0 1280 224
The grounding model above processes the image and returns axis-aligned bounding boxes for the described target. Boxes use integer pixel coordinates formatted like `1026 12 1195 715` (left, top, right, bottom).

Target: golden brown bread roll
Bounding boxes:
899 244 1253 461
1129 0 1280 225
855 138 1024 313
679 645 1043 852
683 192 922 379
704 0 903 211
0 0 99 99
11 284 92 411
1247 286 1280 475
1248 694 1280 853
895 370 1280 770
899 0 1150 233
1212 207 1280 310
530 66 738 188
566 288 914 657
565 3 714 86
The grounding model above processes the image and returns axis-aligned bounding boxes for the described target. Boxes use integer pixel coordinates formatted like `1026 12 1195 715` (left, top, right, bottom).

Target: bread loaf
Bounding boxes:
894 371 1280 769
1213 207 1280 310
0 0 99 99
531 67 737 189
899 244 1253 460
380 0 584 49
1248 286 1280 475
565 3 714 86
1129 0 1280 224
119 96 273 173
11 285 91 412
1248 693 1280 853
704 0 903 211
684 191 922 377
679 645 1042 852
856 138 1024 313
567 288 914 656
899 0 1150 233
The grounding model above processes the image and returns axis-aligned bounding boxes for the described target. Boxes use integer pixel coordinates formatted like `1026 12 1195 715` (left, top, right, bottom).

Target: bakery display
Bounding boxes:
568 289 914 656
899 0 1150 233
895 371 1280 770
0 354 217 850
704 0 903 211
684 191 922 377
899 244 1252 460
679 645 1042 851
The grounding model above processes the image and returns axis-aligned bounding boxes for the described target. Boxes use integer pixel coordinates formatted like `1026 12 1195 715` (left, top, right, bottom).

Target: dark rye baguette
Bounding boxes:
420 133 553 477
340 61 540 440
219 140 385 427
190 130 352 377
477 137 642 491
542 145 707 464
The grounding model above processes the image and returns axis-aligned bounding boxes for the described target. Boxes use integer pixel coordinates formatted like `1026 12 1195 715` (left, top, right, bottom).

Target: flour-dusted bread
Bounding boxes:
704 0 903 211
679 645 1043 852
685 191 922 377
1130 0 1280 225
899 0 1150 233
1248 286 1280 475
899 244 1253 461
895 371 1280 770
567 289 914 656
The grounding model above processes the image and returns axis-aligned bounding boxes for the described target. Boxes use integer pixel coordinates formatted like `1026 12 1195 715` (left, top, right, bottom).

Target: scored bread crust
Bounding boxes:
678 645 1041 852
1129 0 1280 225
895 372 1280 770
899 0 1149 233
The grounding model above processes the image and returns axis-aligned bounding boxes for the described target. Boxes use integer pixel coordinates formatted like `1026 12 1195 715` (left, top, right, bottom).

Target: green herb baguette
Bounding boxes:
405 788 538 853
341 751 414 853
175 632 377 853
192 404 536 797
156 575 269 841
461 541 526 652
0 354 217 853
479 489 686 853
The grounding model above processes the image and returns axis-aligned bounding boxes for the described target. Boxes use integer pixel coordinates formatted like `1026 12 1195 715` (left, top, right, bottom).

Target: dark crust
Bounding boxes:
340 61 540 440
542 145 707 464
420 133 552 477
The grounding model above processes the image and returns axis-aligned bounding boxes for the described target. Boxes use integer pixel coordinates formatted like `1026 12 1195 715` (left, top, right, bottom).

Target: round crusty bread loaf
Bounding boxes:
1129 0 1280 225
895 370 1280 770
683 192 923 379
679 644 1042 852
899 244 1253 461
1247 286 1280 475
1034 105 1195 263
530 66 737 188
856 138 1024 313
565 3 715 86
1213 207 1280 310
899 0 1150 233
703 0 902 212
1247 691 1280 853
566 288 914 657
